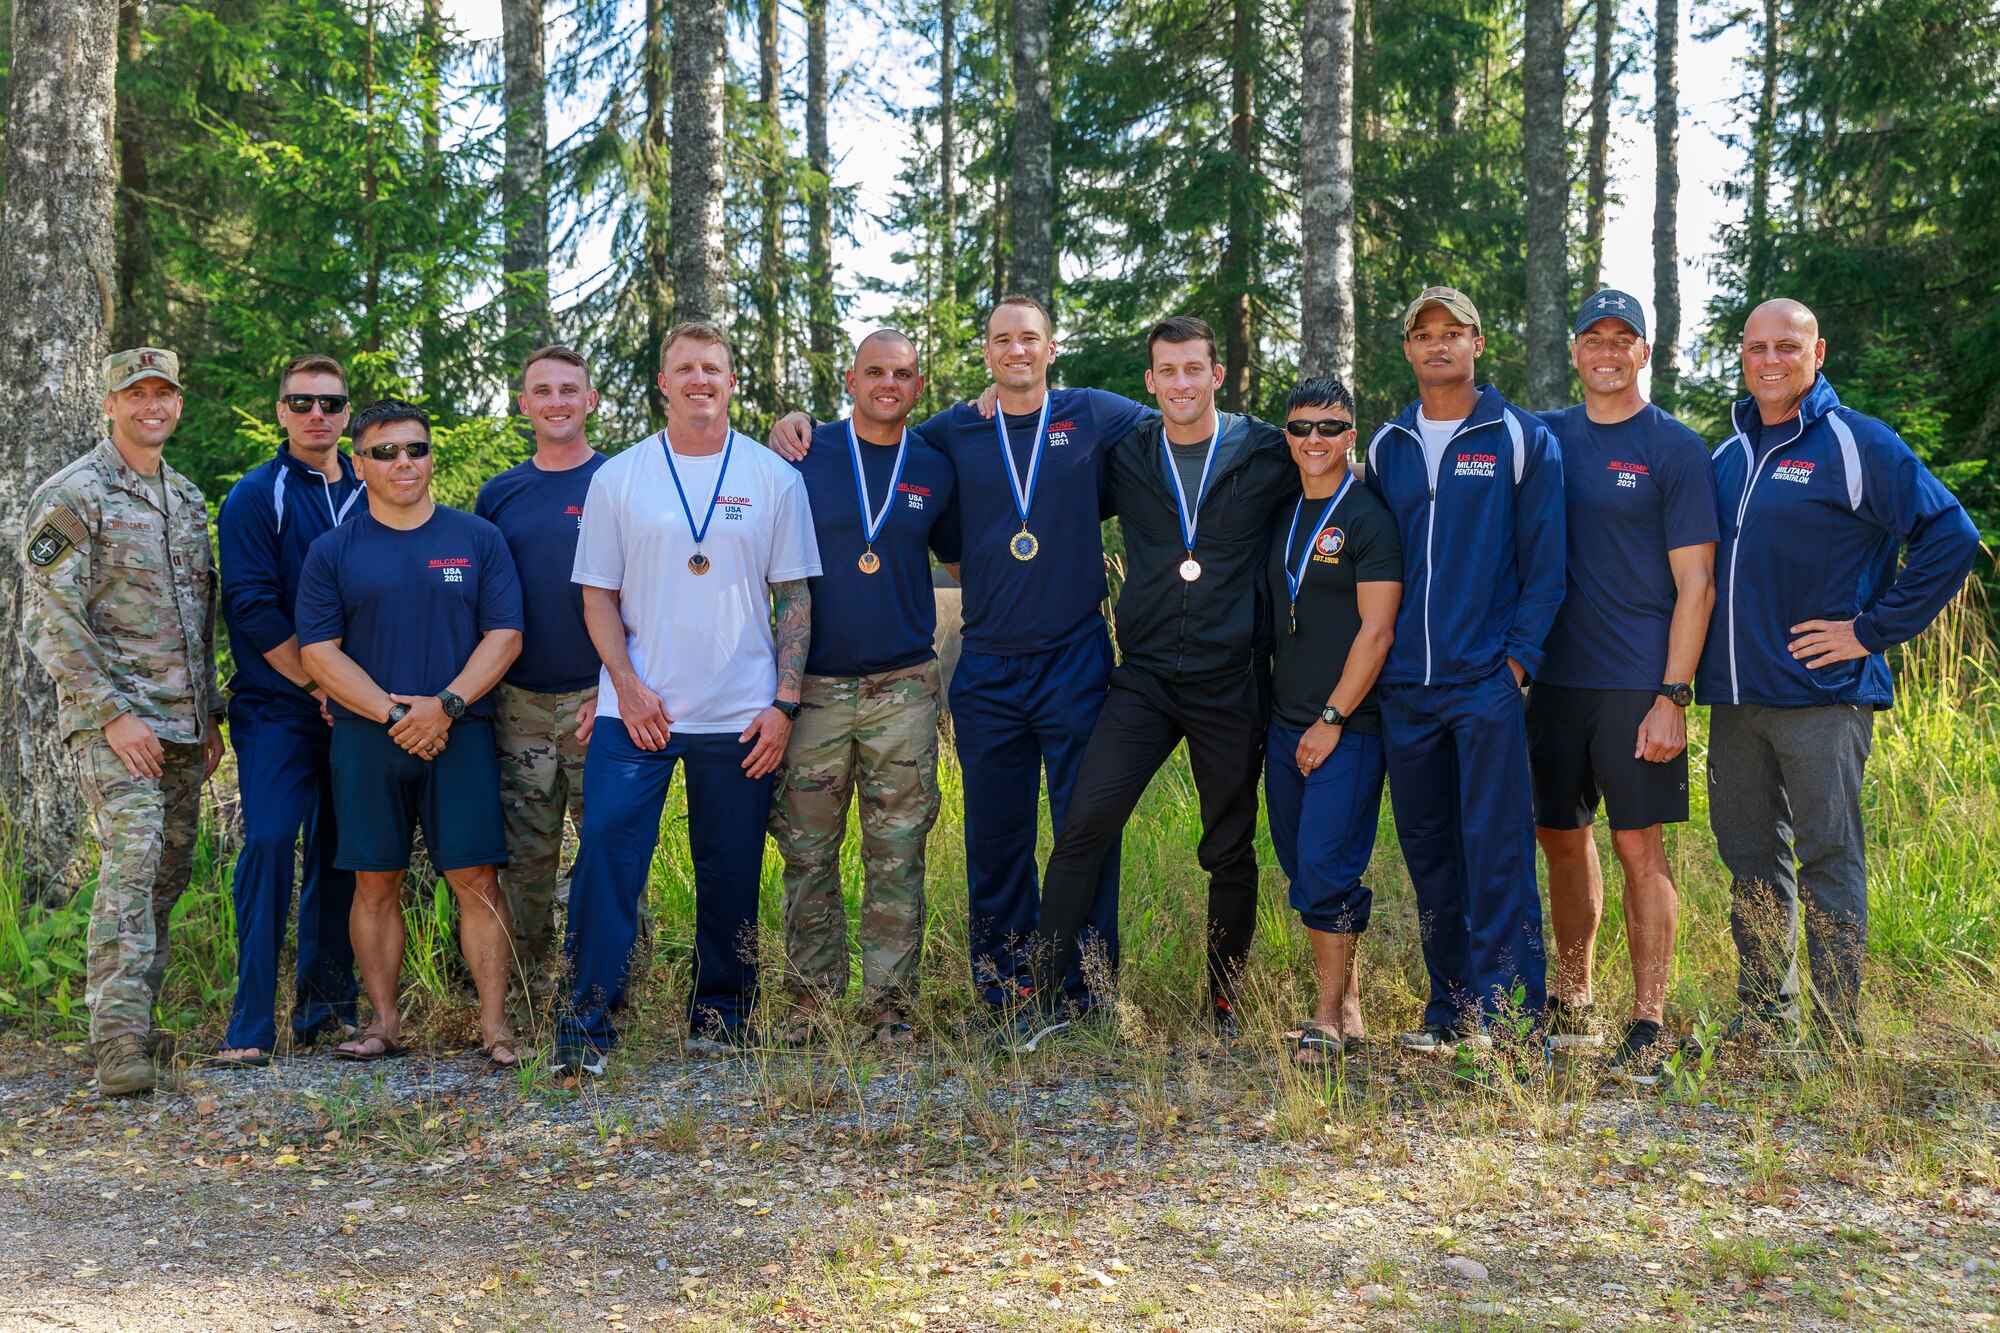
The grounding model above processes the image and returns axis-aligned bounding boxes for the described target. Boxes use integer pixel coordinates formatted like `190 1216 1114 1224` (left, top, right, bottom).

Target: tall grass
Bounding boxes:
2 593 1995 1049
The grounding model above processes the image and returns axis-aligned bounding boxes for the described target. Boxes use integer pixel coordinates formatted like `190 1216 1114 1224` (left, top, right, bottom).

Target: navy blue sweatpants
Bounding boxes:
222 699 356 1052
1378 669 1547 1028
561 720 775 1048
950 627 1119 1006
1264 725 1386 935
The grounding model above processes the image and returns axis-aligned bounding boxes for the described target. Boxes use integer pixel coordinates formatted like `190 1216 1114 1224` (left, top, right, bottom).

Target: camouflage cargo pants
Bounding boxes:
70 732 203 1046
770 661 941 1010
494 684 592 1004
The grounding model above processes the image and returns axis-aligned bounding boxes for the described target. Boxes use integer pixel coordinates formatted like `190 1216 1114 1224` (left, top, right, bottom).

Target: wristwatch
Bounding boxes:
436 689 466 719
773 699 803 721
1319 704 1348 728
386 703 411 725
1658 682 1694 708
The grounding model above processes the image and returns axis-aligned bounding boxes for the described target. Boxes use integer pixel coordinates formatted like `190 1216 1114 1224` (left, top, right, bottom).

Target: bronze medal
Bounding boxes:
858 548 881 574
688 551 711 575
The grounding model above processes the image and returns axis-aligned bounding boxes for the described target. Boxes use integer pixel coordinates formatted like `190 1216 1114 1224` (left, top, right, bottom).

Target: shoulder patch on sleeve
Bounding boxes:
27 504 88 567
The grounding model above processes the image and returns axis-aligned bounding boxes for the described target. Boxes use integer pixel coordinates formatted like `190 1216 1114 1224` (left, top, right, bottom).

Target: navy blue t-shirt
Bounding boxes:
1536 403 1719 690
295 506 525 720
792 420 960 677
474 452 607 692
912 387 1153 655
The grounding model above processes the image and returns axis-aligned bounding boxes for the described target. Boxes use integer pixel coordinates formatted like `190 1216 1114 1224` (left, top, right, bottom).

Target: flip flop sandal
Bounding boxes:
482 1037 525 1070
1291 1027 1346 1068
333 1032 409 1062
208 1049 271 1070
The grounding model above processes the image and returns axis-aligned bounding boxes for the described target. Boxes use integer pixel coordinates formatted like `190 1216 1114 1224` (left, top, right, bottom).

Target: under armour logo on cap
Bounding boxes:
1573 289 1646 339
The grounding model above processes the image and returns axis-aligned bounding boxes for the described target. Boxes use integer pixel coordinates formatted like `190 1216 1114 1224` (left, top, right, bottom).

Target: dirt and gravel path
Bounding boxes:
2 1033 1996 1332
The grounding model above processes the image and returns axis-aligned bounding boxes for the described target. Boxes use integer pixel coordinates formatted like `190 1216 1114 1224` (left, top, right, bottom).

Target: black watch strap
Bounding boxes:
437 689 466 719
774 699 803 720
1659 682 1693 707
1319 704 1347 728
386 703 411 725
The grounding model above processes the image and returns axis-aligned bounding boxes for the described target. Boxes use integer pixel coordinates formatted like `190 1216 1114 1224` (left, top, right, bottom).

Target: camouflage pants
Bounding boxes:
70 732 203 1046
494 684 592 1002
770 661 941 1009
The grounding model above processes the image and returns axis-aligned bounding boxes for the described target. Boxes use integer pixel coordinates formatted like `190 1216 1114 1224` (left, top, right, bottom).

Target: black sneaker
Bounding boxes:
551 1043 607 1079
1606 1020 1666 1085
992 1009 1072 1054
1546 998 1603 1050
1212 998 1240 1042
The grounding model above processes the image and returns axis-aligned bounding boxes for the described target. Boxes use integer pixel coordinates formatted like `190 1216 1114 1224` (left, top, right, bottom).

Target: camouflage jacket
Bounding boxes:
20 438 223 744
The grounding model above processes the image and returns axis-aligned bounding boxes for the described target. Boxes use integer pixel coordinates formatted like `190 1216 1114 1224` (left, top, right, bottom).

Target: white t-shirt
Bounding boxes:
573 430 822 733
1417 411 1465 491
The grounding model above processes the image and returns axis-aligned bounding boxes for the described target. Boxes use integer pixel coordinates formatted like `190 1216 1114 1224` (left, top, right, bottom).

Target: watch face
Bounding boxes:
1672 684 1694 707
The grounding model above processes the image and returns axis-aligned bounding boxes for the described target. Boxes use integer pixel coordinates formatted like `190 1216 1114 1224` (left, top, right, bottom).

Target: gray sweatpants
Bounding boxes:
1706 702 1874 1035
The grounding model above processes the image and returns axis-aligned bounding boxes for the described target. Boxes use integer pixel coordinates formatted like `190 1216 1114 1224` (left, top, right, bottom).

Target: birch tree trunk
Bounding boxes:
1652 0 1681 409
1299 0 1356 391
0 0 117 893
501 0 551 354
1522 0 1569 410
1008 0 1054 309
670 0 727 325
806 0 837 417
1581 0 1615 296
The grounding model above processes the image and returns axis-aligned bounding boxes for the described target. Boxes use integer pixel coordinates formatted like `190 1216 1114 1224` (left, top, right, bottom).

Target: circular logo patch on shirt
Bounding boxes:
1315 526 1346 556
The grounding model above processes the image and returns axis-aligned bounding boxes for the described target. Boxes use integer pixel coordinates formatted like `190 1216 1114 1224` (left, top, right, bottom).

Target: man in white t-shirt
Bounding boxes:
556 321 821 1071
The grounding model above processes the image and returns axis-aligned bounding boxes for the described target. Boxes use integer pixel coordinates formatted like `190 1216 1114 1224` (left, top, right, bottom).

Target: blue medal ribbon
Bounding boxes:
1160 410 1222 558
996 394 1051 556
1284 471 1355 632
661 428 736 561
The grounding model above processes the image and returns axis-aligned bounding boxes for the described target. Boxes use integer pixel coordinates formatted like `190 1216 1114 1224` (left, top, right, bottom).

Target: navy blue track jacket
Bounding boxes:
1697 375 1981 709
1363 383 1567 685
217 446 366 719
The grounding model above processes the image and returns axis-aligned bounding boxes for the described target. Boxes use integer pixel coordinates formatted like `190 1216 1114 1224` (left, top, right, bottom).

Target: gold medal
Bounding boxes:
858 548 881 574
1010 527 1040 561
688 552 711 575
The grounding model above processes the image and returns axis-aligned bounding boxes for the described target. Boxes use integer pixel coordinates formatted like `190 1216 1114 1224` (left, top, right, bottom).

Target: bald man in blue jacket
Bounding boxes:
1700 299 1980 1054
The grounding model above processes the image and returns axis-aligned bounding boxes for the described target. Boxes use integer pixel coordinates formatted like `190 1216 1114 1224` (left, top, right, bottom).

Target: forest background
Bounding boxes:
0 0 1996 1003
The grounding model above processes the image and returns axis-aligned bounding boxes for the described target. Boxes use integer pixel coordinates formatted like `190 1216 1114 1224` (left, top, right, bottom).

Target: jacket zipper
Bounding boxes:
1725 412 1808 703
1393 416 1501 686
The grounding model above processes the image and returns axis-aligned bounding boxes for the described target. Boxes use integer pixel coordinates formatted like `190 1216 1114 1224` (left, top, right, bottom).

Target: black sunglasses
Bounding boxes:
282 393 351 415
360 439 432 461
1286 418 1355 439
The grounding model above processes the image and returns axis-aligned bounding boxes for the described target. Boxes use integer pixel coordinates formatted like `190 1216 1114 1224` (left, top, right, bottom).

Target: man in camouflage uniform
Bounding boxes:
473 347 607 1021
770 331 959 1044
20 348 225 1096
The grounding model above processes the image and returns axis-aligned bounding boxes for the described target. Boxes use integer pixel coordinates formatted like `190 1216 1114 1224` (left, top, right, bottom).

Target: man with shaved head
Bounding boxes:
1699 298 1979 1057
767 330 960 1045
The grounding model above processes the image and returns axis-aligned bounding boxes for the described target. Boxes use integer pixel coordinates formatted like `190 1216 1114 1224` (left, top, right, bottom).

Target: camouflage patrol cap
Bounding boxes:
1401 287 1482 335
102 347 181 394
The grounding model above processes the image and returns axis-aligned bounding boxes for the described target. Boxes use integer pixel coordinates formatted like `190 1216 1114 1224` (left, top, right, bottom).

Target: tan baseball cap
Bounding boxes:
102 347 181 394
1400 287 1482 335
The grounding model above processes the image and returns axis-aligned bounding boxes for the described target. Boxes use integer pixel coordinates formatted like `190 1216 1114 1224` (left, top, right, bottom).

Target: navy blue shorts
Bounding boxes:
329 717 507 873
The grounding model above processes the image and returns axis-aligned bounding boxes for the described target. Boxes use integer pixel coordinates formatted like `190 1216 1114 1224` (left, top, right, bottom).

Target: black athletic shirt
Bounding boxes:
1267 478 1402 734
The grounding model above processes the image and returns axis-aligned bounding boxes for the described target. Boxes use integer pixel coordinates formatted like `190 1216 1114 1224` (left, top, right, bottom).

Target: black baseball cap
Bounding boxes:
1573 289 1646 339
